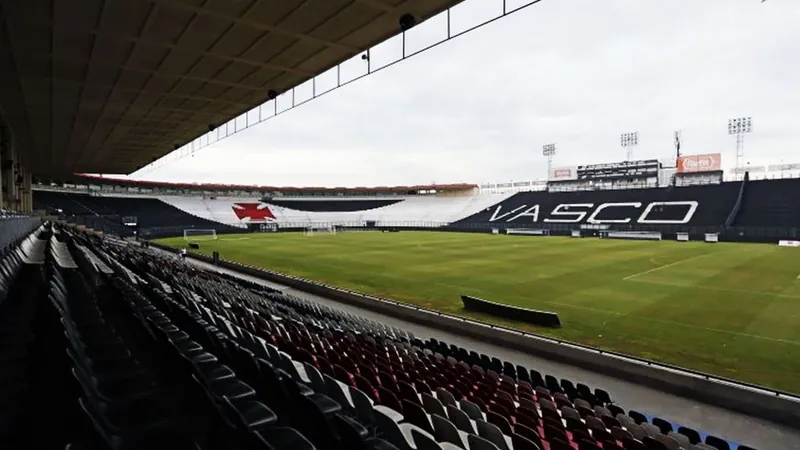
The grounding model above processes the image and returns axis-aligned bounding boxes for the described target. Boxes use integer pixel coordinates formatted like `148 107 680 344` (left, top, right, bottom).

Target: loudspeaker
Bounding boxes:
188 243 200 250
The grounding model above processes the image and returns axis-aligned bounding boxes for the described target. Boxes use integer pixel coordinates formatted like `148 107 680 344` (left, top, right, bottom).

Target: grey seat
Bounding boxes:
431 414 465 449
617 413 636 429
585 416 606 432
535 386 551 398
654 433 681 450
265 344 281 365
350 386 376 424
594 406 612 418
446 405 475 434
611 426 634 442
668 431 691 449
642 422 662 437
279 353 303 381
436 388 457 407
629 424 649 441
560 406 581 421
539 398 558 412
374 407 412 450
476 420 510 450
303 363 328 399
412 429 443 450
691 444 717 450
574 398 592 410
468 434 501 450
422 393 448 418
512 433 542 450
519 397 537 411
460 399 483 421
323 374 352 411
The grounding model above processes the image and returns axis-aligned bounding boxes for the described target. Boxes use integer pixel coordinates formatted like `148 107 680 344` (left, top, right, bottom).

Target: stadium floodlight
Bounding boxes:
728 117 753 175
620 132 639 160
542 143 556 178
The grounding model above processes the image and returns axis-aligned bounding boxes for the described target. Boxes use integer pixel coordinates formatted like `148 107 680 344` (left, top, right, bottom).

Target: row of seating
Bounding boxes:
33 191 243 237
0 224 758 449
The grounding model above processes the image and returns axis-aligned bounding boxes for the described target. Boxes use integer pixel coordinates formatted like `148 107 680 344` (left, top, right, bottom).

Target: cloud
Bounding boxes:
138 0 800 186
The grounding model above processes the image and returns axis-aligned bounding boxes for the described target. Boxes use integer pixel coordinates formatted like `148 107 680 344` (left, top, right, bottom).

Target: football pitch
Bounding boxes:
156 231 800 394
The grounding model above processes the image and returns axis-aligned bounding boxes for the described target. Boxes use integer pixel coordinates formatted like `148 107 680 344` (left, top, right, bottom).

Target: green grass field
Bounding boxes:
156 231 800 393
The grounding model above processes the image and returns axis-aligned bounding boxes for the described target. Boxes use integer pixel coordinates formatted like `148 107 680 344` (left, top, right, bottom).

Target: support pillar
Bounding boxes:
21 167 32 213
2 140 20 212
0 125 6 210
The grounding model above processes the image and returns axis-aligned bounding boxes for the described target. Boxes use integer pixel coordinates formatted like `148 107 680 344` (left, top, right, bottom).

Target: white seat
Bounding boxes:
375 404 405 423
412 429 443 450
441 444 463 450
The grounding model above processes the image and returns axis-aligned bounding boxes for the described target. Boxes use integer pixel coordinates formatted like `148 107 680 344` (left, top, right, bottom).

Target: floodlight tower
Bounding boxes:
728 117 752 172
620 132 639 161
542 143 556 178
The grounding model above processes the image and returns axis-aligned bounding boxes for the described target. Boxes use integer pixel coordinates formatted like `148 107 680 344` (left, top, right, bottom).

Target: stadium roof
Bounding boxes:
38 173 478 194
0 0 464 176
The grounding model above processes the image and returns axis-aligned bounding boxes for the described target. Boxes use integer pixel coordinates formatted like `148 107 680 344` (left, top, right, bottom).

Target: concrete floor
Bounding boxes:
180 255 800 450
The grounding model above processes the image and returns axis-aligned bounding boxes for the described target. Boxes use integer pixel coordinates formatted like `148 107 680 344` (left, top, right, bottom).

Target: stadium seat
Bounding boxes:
0 222 759 450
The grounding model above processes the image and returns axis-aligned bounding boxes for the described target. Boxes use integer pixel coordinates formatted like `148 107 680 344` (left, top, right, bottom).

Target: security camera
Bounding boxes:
208 124 216 132
267 90 278 100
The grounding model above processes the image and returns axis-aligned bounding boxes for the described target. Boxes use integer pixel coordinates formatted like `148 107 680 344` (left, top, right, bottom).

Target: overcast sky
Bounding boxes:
130 0 800 187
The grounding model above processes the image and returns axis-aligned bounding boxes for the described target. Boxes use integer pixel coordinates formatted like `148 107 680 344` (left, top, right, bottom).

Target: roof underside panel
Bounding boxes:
0 0 465 175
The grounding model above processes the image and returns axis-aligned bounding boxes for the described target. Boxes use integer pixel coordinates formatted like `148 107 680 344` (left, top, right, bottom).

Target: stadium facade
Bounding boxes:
33 155 800 245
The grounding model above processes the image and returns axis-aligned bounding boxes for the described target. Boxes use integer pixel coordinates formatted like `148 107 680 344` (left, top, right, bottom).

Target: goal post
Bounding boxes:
183 229 218 240
303 224 336 236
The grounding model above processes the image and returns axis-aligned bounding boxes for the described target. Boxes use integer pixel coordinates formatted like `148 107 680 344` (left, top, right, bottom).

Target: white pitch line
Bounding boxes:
623 253 713 281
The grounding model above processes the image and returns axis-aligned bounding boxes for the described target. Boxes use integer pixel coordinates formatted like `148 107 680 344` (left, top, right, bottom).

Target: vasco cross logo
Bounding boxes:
231 203 276 222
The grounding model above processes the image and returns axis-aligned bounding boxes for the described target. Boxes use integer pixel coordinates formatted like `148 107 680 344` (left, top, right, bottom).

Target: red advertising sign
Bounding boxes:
549 166 578 181
677 153 722 173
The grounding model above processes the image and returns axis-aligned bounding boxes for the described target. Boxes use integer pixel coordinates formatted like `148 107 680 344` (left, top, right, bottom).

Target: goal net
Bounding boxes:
183 229 218 240
303 225 336 236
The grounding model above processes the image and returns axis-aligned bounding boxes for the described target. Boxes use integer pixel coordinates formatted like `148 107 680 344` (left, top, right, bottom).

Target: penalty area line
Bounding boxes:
623 253 713 281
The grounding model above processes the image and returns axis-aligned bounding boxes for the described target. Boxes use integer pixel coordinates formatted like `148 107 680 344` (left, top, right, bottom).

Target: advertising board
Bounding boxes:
677 153 722 173
577 159 659 180
549 166 578 181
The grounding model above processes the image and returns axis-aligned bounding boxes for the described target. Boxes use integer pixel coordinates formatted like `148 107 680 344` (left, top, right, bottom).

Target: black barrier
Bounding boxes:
188 242 200 250
461 295 561 327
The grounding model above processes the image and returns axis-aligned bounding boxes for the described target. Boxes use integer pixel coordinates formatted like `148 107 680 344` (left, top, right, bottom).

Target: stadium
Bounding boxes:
1 1 799 450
